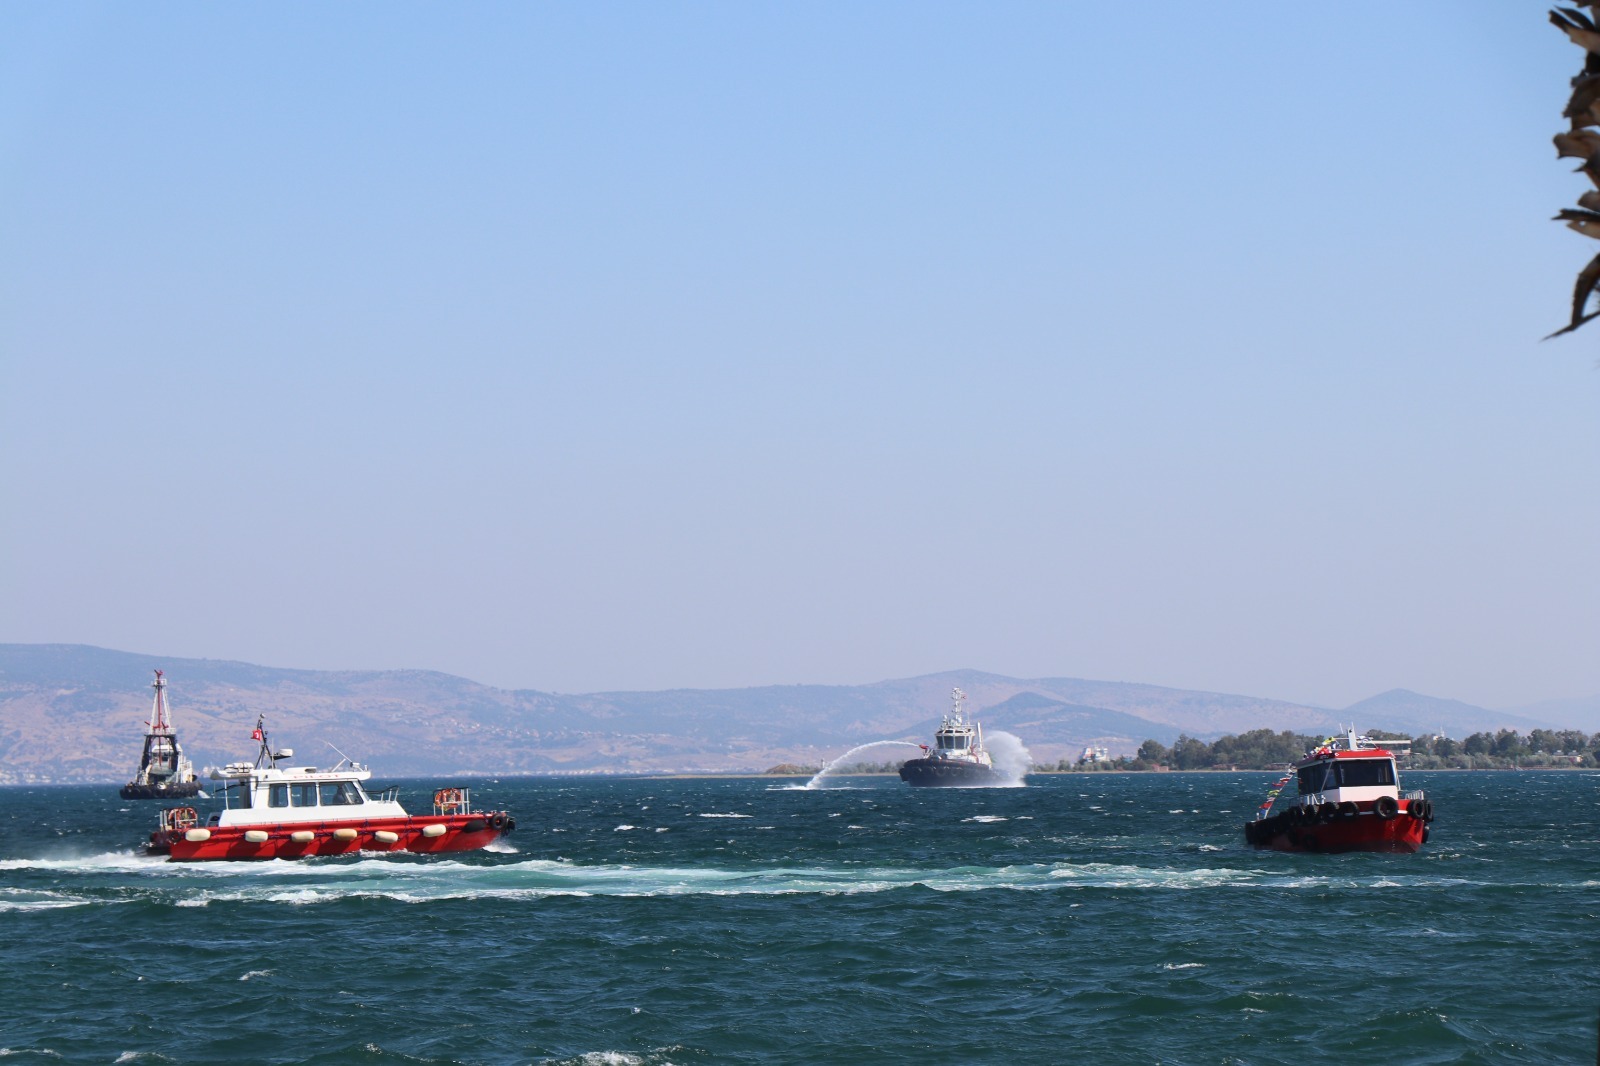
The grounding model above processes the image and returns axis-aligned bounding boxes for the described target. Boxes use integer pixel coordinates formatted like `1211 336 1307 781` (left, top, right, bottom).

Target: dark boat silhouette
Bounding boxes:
120 670 202 800
898 688 1001 787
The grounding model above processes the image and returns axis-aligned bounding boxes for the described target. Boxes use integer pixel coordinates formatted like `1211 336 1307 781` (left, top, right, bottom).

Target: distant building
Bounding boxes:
1078 745 1111 765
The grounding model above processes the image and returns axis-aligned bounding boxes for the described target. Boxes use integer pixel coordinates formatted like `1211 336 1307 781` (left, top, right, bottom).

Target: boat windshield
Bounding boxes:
937 734 969 750
319 781 363 806
1297 763 1333 795
1299 758 1396 794
1336 759 1395 787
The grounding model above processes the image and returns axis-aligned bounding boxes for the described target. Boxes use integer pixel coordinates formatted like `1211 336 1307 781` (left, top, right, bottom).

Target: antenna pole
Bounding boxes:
150 670 171 733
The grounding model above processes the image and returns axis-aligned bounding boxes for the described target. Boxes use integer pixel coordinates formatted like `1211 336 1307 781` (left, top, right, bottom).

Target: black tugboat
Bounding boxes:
120 670 202 800
898 688 1002 787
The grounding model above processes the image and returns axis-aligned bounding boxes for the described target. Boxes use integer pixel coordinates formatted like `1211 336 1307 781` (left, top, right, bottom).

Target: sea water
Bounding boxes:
0 771 1595 1064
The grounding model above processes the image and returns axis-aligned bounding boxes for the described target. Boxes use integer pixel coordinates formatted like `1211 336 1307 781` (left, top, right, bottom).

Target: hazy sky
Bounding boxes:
2 4 1596 710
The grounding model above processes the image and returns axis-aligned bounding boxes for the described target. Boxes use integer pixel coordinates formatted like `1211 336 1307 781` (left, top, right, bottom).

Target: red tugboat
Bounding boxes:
1243 729 1434 853
147 717 514 861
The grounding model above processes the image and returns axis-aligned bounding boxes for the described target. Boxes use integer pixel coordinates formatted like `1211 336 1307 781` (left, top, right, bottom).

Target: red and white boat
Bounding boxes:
147 717 515 861
1243 729 1434 853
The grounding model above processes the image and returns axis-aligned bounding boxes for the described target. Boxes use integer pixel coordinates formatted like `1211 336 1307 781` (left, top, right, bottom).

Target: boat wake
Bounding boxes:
0 852 1540 908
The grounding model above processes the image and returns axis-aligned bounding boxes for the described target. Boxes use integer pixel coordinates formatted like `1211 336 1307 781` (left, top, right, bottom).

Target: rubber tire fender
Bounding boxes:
1373 795 1399 820
1337 801 1359 819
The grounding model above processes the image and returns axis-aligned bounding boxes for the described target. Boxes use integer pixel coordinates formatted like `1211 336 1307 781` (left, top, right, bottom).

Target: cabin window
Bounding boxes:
269 784 289 808
290 783 318 807
1335 760 1395 788
319 781 362 806
1297 764 1332 795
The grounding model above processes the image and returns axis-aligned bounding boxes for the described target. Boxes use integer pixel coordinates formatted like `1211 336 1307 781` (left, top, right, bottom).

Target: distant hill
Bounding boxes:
0 644 1568 783
1337 689 1551 738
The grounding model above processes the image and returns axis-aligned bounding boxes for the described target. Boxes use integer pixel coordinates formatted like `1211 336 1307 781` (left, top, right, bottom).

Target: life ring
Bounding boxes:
1373 796 1399 820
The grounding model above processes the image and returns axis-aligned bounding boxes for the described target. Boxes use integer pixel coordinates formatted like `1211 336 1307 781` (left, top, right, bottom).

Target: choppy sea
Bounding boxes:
1 771 1596 1064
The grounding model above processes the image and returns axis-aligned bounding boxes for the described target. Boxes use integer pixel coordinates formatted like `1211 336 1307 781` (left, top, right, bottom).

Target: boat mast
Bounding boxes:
148 670 173 734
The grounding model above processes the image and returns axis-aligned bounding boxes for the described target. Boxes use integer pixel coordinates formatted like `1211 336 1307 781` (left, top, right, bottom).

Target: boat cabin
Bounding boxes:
933 719 977 755
204 720 409 827
1293 731 1401 808
207 761 407 827
925 688 990 765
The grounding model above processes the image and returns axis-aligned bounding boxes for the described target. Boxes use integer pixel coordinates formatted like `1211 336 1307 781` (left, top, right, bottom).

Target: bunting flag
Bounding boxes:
1252 736 1339 819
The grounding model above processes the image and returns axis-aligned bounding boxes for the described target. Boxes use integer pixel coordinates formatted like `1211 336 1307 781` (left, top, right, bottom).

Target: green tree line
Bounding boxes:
1040 727 1600 772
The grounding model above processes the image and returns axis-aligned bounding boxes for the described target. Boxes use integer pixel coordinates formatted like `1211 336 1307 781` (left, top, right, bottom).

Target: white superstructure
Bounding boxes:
206 719 407 828
924 689 994 768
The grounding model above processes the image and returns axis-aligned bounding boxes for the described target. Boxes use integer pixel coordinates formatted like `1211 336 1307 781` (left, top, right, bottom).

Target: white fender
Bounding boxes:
244 830 269 843
184 828 211 842
373 830 400 844
333 828 359 841
421 824 447 838
290 830 315 843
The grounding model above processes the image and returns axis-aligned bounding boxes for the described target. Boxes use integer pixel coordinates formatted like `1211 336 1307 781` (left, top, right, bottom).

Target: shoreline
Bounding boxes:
6 766 1595 788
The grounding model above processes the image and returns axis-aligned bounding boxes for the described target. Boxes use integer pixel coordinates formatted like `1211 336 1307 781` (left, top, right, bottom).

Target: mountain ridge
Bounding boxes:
0 644 1571 783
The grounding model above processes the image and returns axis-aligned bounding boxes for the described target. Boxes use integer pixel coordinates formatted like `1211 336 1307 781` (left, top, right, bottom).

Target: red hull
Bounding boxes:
1246 799 1430 854
149 811 513 861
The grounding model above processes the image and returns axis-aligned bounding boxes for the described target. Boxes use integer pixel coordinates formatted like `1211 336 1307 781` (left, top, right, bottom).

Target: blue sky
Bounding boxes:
2 3 1596 710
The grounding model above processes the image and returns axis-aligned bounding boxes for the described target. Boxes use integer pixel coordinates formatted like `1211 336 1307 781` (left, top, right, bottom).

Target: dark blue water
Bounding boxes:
1 771 1596 1064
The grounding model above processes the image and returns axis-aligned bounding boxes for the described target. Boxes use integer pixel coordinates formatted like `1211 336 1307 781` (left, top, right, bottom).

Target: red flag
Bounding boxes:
251 727 264 740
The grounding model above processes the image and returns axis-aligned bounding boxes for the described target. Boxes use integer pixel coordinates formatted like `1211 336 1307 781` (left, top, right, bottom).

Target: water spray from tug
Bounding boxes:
801 689 1033 789
804 740 922 789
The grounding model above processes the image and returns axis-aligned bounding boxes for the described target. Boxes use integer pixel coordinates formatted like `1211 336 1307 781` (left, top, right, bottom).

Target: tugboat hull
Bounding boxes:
121 780 203 800
898 758 1003 787
1244 798 1431 854
148 812 515 861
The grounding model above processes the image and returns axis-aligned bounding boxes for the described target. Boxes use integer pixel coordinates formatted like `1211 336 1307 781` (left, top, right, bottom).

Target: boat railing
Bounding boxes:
368 784 400 804
158 806 199 831
432 787 472 815
1401 788 1426 801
